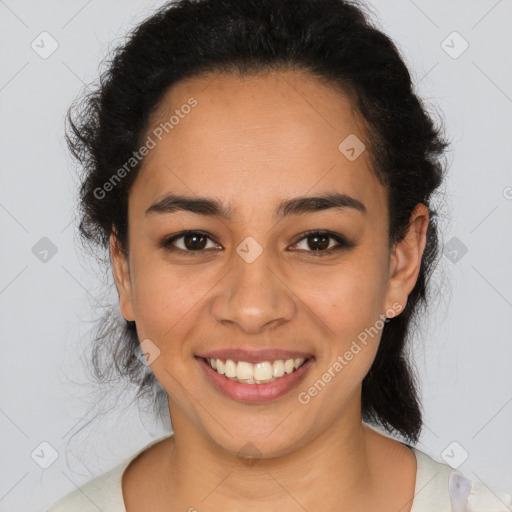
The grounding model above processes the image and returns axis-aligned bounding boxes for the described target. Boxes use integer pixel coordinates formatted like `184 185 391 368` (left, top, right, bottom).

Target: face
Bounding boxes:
111 69 428 458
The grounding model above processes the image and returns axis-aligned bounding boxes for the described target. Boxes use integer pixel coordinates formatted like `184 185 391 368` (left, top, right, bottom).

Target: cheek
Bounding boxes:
128 255 212 341
298 256 388 333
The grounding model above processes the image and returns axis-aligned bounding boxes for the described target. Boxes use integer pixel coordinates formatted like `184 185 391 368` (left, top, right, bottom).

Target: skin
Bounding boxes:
111 69 428 512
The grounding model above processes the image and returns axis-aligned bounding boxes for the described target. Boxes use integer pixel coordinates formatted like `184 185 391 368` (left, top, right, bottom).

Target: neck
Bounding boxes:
163 398 385 511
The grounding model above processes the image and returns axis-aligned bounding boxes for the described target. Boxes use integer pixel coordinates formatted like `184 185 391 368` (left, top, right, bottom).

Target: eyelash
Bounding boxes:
159 230 356 257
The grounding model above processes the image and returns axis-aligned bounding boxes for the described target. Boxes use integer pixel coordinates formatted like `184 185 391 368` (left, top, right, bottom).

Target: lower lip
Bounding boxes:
196 356 315 404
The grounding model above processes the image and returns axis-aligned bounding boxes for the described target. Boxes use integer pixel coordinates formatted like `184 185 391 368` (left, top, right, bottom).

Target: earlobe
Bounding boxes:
385 204 429 314
110 231 135 322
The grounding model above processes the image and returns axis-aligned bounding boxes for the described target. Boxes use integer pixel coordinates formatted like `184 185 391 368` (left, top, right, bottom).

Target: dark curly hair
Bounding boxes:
65 0 451 444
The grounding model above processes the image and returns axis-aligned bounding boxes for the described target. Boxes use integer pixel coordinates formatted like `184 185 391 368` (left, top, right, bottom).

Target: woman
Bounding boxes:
48 0 512 510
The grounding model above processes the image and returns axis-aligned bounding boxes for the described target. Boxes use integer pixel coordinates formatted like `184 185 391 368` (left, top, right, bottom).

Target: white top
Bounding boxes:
47 434 512 512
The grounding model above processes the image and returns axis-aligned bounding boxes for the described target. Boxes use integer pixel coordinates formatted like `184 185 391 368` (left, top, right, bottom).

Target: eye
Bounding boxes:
160 229 356 257
160 230 221 255
289 230 355 256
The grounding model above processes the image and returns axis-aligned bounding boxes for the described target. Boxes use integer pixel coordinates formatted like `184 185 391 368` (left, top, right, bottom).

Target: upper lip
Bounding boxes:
196 348 314 364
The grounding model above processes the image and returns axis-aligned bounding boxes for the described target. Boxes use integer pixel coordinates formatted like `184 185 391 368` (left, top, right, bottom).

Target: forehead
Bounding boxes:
131 69 385 219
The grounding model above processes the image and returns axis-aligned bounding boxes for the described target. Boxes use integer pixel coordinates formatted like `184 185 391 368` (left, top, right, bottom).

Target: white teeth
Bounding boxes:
236 361 253 380
273 360 285 378
224 359 237 378
284 359 295 374
206 357 307 384
254 362 273 381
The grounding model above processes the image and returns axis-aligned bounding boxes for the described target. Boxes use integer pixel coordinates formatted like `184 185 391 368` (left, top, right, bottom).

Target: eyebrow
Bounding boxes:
145 191 367 219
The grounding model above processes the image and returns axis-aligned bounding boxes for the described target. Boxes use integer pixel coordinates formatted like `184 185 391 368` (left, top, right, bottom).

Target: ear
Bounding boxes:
385 203 429 316
110 230 135 322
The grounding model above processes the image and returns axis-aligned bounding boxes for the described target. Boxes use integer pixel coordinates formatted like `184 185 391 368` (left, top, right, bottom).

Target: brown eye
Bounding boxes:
160 229 356 258
160 231 220 254
182 233 208 250
304 233 330 251
290 230 356 256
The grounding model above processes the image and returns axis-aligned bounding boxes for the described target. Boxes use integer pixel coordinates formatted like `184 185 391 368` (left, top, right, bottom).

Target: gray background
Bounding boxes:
1 0 511 510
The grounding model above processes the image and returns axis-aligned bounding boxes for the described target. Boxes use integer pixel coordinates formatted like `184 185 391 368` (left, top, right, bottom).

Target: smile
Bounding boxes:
206 357 308 384
196 355 315 403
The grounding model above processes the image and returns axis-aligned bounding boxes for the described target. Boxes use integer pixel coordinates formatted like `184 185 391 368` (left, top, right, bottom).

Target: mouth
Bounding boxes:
201 356 309 383
195 354 315 403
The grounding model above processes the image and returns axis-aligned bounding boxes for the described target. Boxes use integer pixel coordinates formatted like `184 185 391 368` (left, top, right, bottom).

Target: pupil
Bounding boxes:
309 234 329 251
185 234 207 250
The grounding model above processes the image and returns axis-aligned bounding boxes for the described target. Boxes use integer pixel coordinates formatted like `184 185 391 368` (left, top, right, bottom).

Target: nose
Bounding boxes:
210 244 297 334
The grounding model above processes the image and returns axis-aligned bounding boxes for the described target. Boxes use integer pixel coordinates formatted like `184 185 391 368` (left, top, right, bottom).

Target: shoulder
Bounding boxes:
410 447 512 512
46 433 174 512
46 462 128 512
449 472 512 512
